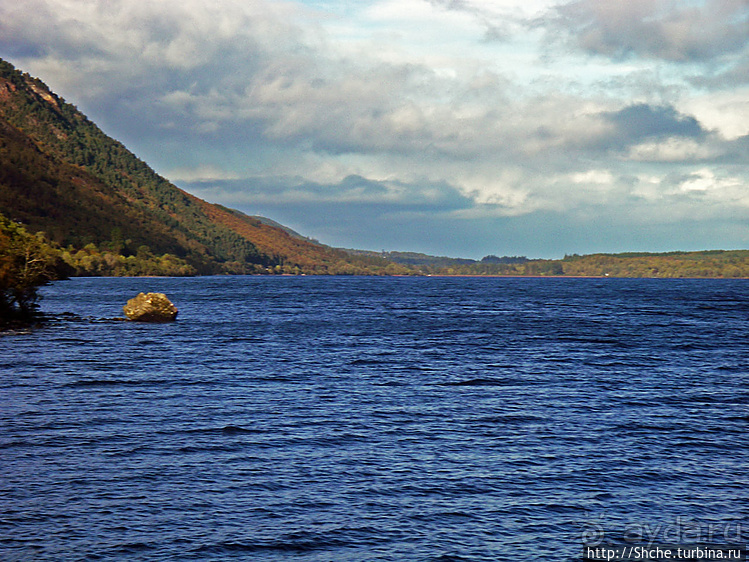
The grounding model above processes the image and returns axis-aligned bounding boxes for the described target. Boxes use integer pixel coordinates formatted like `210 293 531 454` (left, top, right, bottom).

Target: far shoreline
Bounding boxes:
48 274 749 280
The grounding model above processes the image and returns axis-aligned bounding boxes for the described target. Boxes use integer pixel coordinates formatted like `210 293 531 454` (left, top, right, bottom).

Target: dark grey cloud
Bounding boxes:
604 103 705 143
550 0 749 63
177 173 486 253
180 174 474 211
714 133 749 163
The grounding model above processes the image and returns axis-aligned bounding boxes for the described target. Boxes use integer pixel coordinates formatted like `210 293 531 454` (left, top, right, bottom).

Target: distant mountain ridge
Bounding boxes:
0 58 407 276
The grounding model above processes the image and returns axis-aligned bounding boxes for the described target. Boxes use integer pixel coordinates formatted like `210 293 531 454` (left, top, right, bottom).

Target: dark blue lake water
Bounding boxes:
1 276 747 561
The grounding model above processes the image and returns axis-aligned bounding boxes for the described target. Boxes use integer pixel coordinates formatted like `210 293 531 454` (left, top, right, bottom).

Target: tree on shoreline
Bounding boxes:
0 214 58 326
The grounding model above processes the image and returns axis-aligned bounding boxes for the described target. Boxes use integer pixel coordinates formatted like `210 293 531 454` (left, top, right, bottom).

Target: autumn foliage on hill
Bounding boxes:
198 201 412 275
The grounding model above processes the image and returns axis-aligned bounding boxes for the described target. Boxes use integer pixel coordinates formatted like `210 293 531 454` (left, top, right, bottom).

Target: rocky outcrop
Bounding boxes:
123 292 178 322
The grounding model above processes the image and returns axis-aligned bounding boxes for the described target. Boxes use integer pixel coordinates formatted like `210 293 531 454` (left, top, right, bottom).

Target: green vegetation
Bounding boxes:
408 258 563 276
0 213 61 326
561 250 749 278
441 250 749 277
59 242 197 277
346 248 749 277
0 209 200 327
481 255 528 265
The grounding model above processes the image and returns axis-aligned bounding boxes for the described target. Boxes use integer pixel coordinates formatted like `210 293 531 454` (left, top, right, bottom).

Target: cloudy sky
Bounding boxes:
2 0 749 258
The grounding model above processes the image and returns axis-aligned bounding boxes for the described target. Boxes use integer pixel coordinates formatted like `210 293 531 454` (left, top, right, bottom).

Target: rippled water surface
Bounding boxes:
1 276 748 561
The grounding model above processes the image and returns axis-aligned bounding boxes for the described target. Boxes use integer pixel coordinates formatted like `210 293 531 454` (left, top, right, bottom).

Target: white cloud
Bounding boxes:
679 89 749 140
571 169 614 184
673 169 747 202
626 137 718 162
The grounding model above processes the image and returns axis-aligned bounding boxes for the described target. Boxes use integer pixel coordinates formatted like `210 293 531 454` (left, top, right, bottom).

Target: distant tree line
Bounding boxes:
481 255 529 264
561 251 749 278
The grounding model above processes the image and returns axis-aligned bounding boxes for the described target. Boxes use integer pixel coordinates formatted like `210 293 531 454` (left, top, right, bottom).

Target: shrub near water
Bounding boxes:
0 214 59 326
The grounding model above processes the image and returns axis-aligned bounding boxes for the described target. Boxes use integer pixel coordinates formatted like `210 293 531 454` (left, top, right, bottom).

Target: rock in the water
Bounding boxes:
123 292 178 322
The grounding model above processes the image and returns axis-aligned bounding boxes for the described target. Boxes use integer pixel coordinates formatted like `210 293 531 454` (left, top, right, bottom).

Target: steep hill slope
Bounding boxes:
0 59 271 273
0 58 404 275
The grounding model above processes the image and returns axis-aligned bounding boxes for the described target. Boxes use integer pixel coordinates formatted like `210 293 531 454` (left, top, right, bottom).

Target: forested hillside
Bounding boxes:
0 58 406 276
